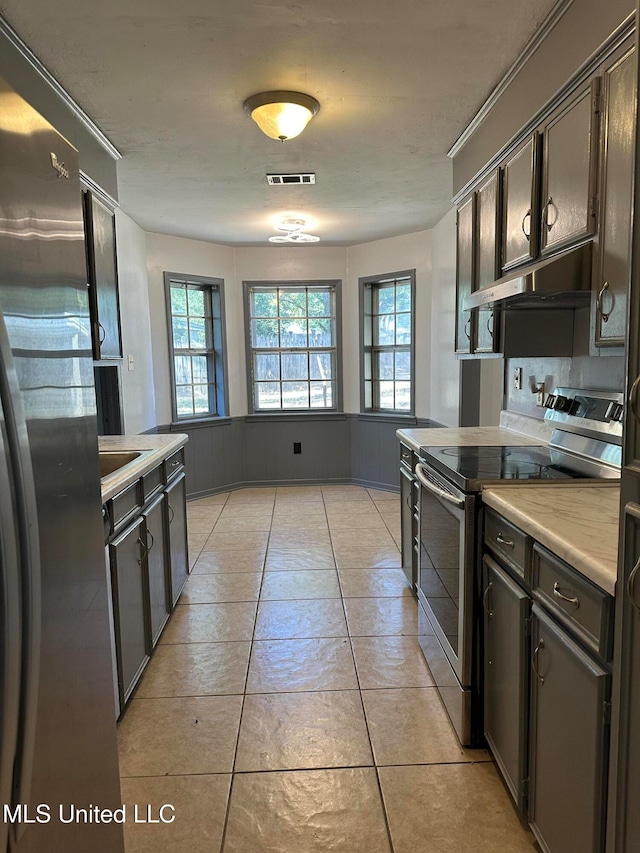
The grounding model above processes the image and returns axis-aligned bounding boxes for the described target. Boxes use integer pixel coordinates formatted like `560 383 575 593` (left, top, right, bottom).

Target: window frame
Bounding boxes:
359 269 416 416
164 271 229 424
243 280 343 415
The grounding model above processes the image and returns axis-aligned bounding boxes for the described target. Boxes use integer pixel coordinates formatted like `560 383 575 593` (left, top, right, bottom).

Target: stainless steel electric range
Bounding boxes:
414 388 622 746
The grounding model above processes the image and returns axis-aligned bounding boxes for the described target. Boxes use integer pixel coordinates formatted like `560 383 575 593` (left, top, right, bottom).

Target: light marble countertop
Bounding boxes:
99 434 188 502
482 484 620 595
397 426 546 454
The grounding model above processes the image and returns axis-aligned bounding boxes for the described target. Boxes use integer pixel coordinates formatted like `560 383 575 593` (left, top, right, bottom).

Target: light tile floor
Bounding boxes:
119 485 537 852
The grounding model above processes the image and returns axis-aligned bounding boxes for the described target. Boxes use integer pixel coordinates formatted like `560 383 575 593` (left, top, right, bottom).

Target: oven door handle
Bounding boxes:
414 463 465 509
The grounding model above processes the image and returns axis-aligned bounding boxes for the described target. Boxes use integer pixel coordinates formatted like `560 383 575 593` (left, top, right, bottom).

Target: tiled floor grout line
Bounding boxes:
218 491 276 853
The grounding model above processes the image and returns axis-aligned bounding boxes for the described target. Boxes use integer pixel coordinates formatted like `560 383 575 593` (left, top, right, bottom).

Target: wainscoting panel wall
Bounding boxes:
159 414 439 499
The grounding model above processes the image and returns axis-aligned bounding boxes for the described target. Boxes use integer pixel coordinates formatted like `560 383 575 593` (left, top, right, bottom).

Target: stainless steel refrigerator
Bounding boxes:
0 78 124 851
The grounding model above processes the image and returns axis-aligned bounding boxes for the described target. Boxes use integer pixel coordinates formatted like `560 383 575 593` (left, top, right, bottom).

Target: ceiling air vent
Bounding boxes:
266 173 316 186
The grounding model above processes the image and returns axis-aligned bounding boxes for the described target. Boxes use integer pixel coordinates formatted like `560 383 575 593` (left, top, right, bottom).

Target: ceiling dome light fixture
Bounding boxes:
268 218 320 243
243 91 320 142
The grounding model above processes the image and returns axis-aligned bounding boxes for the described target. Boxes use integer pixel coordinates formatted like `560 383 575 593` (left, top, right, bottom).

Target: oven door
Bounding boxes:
415 461 476 687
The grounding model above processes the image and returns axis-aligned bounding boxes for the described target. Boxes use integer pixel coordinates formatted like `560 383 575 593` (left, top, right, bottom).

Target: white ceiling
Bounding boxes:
0 0 557 246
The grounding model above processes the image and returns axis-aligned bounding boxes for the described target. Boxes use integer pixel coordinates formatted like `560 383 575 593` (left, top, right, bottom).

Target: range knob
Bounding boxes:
605 401 624 422
543 394 557 409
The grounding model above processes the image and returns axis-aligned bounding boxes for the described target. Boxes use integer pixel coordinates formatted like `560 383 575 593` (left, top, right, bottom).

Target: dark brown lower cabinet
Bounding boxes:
143 492 170 647
165 472 189 605
528 605 610 853
110 515 149 706
482 555 530 811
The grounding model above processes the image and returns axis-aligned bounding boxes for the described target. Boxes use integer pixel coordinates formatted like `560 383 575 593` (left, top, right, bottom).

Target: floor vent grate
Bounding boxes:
266 173 316 185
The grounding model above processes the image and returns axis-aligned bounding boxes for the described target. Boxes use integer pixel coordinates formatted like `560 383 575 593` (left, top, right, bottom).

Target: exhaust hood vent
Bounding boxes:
267 173 316 185
464 242 592 310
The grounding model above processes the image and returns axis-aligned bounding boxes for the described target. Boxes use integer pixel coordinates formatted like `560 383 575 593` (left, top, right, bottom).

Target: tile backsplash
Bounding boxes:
505 355 625 419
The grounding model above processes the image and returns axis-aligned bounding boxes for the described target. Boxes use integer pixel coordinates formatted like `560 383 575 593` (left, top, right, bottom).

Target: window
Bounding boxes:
165 272 227 421
361 271 415 414
245 281 341 412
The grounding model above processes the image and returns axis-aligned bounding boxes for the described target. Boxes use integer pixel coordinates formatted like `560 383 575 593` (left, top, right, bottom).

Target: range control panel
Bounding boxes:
544 387 624 436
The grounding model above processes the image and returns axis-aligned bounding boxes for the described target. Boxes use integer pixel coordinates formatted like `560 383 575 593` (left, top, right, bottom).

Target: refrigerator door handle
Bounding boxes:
0 406 23 853
0 307 42 844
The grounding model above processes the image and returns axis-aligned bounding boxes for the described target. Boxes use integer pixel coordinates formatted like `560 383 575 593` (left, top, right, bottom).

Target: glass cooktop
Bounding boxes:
418 444 592 491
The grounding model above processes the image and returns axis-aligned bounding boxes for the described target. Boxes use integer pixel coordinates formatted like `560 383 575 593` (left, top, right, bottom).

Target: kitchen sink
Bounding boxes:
98 451 142 478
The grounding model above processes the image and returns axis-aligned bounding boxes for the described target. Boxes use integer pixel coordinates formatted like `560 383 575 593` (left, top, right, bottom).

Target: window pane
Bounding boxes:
278 289 306 317
395 381 411 410
280 319 308 348
189 317 207 349
396 284 411 312
377 286 395 314
282 381 309 408
187 288 205 316
256 382 281 409
308 318 332 347
376 315 395 346
309 351 332 380
379 381 395 409
174 355 192 385
170 286 187 316
395 351 411 379
378 351 394 379
281 353 308 380
255 353 280 381
364 379 373 410
176 385 194 416
308 290 332 317
193 385 212 414
252 319 279 348
172 316 189 348
192 355 209 383
252 290 278 317
396 313 411 344
310 382 332 408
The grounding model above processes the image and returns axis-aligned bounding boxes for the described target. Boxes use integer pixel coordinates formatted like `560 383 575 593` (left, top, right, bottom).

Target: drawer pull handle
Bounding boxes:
483 582 493 617
553 582 579 607
171 459 181 467
496 533 514 549
627 555 640 613
532 638 545 684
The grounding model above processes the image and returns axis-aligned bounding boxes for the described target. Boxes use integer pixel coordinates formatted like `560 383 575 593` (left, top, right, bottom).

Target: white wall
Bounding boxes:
145 233 236 424
114 210 157 433
429 209 460 426
347 231 431 417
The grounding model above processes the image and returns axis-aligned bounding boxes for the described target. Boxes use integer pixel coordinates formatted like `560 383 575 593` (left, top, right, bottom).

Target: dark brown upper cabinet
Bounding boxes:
83 190 122 360
455 195 476 354
501 134 540 272
540 80 600 257
475 172 500 354
592 42 636 348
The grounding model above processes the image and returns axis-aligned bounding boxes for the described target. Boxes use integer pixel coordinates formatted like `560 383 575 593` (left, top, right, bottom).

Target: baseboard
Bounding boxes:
186 476 398 501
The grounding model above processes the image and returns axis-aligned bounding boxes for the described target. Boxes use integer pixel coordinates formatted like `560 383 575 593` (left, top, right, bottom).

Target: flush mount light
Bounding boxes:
243 91 320 142
268 218 320 243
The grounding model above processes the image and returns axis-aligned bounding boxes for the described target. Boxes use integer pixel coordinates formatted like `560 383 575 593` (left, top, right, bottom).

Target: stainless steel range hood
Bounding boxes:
464 242 592 309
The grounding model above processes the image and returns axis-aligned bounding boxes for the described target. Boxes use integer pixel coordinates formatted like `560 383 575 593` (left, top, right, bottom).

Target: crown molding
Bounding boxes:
0 14 122 161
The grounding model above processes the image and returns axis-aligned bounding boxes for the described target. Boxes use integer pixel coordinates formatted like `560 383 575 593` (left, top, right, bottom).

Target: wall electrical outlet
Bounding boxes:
127 354 135 372
293 442 302 454
513 367 522 391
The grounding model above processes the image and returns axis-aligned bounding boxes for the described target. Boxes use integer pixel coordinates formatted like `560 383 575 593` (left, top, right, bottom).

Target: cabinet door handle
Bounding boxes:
521 209 531 240
483 582 493 617
532 638 545 684
627 555 640 614
98 322 106 345
543 197 558 232
596 281 613 323
553 581 579 607
486 312 494 338
168 505 175 524
137 536 148 565
629 374 640 424
146 530 154 552
464 317 471 341
496 533 514 549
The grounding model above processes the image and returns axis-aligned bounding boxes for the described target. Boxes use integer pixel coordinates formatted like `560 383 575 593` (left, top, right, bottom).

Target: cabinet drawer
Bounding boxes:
400 443 415 472
110 481 142 533
142 464 163 502
164 448 185 482
531 544 613 660
484 508 529 580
